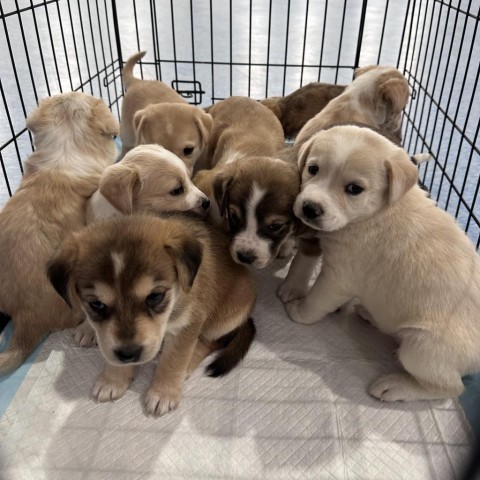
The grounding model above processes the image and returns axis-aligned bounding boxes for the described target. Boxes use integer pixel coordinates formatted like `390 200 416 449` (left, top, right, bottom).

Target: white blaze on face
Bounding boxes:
111 252 125 279
230 183 272 269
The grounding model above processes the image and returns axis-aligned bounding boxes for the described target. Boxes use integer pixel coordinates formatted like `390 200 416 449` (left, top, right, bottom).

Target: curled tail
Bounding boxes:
206 317 256 378
122 51 147 89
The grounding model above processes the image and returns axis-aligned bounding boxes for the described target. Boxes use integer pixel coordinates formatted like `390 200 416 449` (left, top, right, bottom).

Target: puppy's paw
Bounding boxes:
369 373 421 402
277 282 308 303
284 299 318 325
145 386 181 417
277 238 297 259
92 371 131 402
73 321 97 347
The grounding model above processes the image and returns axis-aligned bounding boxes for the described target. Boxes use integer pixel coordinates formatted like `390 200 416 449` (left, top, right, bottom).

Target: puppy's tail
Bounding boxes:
410 152 433 165
122 51 146 89
206 317 256 378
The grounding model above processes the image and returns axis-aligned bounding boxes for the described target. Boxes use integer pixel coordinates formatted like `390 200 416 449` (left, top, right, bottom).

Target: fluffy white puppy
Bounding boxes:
280 125 480 402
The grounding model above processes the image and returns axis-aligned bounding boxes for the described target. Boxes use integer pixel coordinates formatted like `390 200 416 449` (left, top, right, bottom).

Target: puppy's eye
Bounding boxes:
89 300 107 313
345 183 364 195
268 223 285 232
170 185 184 196
146 292 165 307
308 165 319 176
183 146 194 156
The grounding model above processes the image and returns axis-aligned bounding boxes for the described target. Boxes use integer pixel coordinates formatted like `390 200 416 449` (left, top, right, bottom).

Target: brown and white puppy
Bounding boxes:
48 214 256 416
281 125 480 402
120 51 213 172
0 92 118 373
87 144 210 223
294 65 410 148
260 82 346 137
194 97 298 269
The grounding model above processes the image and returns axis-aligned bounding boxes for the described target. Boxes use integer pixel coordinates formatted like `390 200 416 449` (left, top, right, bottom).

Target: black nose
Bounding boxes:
201 198 210 210
114 345 143 363
302 202 323 219
237 251 257 264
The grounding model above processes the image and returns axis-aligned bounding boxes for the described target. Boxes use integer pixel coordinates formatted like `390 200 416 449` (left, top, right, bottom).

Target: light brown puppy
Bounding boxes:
295 65 410 147
260 82 346 138
48 214 256 416
0 92 118 373
193 97 299 269
281 125 480 402
120 52 213 172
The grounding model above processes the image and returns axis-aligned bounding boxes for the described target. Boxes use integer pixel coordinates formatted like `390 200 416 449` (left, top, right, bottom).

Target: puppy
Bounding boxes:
281 125 480 402
0 92 118 373
120 51 213 172
193 97 299 269
295 65 410 147
48 214 256 416
260 82 346 137
87 144 210 223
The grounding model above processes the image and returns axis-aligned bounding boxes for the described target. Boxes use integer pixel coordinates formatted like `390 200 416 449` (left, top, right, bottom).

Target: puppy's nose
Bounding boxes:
201 198 210 211
114 345 143 363
302 202 323 219
237 250 257 265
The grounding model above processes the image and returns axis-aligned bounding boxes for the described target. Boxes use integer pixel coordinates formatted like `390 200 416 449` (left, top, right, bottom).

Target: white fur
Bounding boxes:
88 190 123 222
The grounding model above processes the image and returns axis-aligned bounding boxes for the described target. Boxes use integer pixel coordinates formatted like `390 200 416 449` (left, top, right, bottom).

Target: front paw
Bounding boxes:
145 385 182 417
277 281 308 303
73 321 97 347
92 370 132 402
284 299 318 325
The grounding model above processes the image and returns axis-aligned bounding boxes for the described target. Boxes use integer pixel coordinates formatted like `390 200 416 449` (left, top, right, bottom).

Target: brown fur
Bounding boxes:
120 52 212 172
260 82 346 137
0 92 118 373
47 214 256 416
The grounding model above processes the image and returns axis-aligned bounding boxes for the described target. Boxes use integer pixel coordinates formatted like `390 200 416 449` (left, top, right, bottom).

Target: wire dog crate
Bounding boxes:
0 0 479 248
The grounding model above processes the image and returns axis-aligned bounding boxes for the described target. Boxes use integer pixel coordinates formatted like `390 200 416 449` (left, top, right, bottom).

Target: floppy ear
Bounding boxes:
165 236 203 293
195 111 213 147
99 163 141 214
297 136 314 173
213 171 233 218
384 152 418 204
379 77 410 114
133 109 147 144
91 100 119 136
47 235 79 308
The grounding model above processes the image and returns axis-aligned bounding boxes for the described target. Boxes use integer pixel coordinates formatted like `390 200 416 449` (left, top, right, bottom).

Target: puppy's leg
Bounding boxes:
186 339 215 378
284 269 351 325
369 333 464 402
145 320 203 417
73 321 97 348
93 363 135 402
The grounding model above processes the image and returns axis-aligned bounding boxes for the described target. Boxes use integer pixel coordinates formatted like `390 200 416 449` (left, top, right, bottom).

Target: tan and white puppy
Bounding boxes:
0 92 118 373
281 125 480 402
295 65 410 147
87 144 210 223
194 96 299 269
48 214 256 416
120 51 212 172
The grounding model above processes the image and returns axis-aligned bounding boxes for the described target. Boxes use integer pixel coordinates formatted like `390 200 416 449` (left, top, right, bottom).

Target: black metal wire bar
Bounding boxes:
248 0 252 96
265 0 273 97
0 127 29 151
318 0 329 81
466 166 480 239
150 0 162 80
0 0 58 20
76 0 95 94
132 0 143 77
85 0 103 94
189 0 197 97
209 0 214 103
229 0 233 96
282 0 291 95
396 0 412 69
71 59 118 93
43 1 63 90
300 0 309 87
170 0 178 80
433 0 479 19
376 0 389 64
55 0 74 90
66 0 85 91
335 0 348 83
0 152 12 197
354 0 368 69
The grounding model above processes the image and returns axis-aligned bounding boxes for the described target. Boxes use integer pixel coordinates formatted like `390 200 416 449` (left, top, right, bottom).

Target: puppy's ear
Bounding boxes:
99 163 141 214
91 100 119 136
195 111 213 147
260 98 282 119
384 152 418 204
165 236 203 293
379 77 410 114
213 171 233 218
353 65 376 79
297 137 314 173
133 109 147 144
47 235 79 307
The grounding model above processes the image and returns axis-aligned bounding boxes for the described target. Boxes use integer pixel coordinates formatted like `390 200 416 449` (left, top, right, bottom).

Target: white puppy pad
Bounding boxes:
0 263 474 479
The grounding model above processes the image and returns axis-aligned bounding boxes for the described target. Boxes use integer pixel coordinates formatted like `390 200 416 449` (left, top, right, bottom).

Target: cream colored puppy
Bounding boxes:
120 52 212 172
0 92 118 373
281 125 480 402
